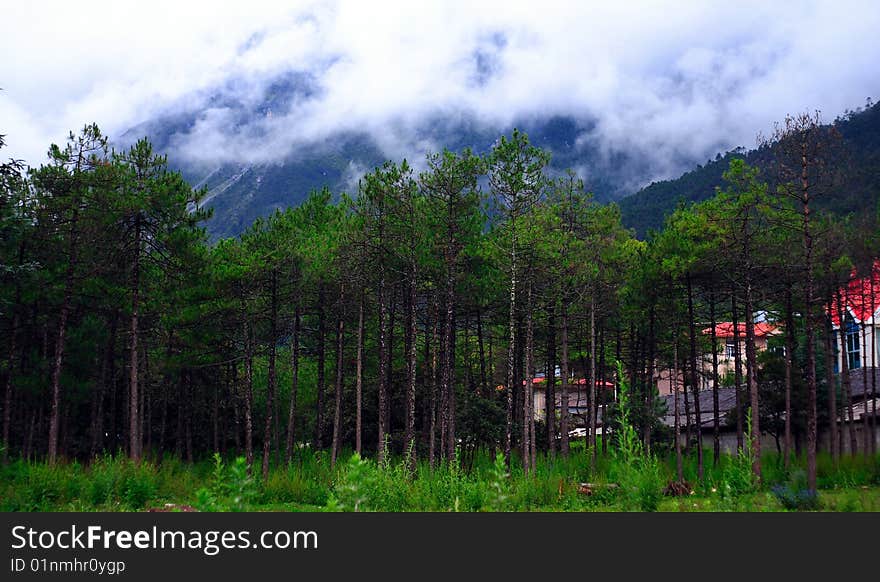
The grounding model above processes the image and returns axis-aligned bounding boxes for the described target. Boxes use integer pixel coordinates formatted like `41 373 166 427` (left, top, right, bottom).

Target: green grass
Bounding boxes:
1 446 878 512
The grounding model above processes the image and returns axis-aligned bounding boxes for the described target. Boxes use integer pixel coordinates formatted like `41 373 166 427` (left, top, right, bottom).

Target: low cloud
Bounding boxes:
2 0 879 188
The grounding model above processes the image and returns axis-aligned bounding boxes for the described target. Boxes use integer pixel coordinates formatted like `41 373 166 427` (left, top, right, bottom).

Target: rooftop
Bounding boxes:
701 322 780 339
830 259 880 326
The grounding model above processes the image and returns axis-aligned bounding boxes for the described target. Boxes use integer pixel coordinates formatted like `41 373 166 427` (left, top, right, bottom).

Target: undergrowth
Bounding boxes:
1 436 878 512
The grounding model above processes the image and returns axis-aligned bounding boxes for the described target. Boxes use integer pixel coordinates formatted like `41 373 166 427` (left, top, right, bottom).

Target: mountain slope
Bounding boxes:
619 101 880 237
125 73 880 241
122 75 705 239
131 114 647 239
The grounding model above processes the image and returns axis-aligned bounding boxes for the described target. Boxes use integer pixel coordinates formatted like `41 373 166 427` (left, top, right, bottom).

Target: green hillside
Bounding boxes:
620 101 880 237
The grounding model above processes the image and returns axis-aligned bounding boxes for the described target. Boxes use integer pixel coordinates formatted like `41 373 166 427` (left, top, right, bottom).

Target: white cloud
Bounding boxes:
2 0 879 187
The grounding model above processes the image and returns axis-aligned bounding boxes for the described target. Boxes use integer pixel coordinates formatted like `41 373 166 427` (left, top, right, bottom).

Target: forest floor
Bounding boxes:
256 487 880 512
2 447 879 512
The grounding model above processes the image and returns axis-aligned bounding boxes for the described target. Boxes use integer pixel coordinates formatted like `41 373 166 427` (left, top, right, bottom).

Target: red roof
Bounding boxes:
702 322 779 338
527 377 615 388
830 259 880 326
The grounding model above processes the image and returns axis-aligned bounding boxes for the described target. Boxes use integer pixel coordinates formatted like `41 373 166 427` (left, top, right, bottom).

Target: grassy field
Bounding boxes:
1 445 878 512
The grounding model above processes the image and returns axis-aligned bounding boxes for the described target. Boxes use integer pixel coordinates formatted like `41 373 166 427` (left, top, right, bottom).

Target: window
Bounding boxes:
725 341 736 359
845 319 861 370
833 333 839 374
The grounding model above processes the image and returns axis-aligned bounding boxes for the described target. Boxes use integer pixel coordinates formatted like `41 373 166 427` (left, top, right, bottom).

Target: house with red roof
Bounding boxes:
702 321 781 381
829 260 880 372
654 320 781 397
497 373 616 431
530 374 615 429
826 260 880 452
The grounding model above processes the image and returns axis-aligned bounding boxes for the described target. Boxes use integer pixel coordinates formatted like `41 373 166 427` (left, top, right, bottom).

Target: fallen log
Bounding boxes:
663 481 693 496
148 503 198 512
578 482 620 496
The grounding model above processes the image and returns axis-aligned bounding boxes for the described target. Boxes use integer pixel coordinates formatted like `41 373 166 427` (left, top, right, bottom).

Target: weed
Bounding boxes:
484 452 510 511
721 411 757 499
611 361 664 511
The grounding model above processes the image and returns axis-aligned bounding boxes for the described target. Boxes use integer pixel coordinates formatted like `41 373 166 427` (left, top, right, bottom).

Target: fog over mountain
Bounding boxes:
3 1 880 236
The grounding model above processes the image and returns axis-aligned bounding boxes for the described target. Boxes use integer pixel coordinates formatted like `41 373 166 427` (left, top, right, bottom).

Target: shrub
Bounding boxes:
327 453 379 511
121 462 158 509
195 454 258 512
771 470 820 511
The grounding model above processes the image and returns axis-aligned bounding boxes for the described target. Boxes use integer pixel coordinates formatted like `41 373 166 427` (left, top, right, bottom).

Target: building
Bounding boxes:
656 259 880 453
531 374 615 427
830 260 880 372
829 260 880 452
654 321 781 397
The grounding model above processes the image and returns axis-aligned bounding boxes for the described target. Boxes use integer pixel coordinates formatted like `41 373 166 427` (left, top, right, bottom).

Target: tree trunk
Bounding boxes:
559 302 570 457
405 270 418 470
243 316 254 474
212 382 219 454
645 301 656 451
686 272 703 480
184 371 193 463
823 299 839 465
91 314 118 458
588 291 598 469
683 353 692 453
377 270 389 465
504 223 517 470
48 207 80 465
600 326 608 455
386 296 396 437
447 311 456 459
860 284 870 458
142 343 150 456
354 293 364 456
159 369 169 458
442 254 456 462
709 288 720 466
870 271 877 455
262 269 278 481
128 215 142 463
785 287 797 468
545 305 556 456
732 291 744 452
477 308 489 399
3 307 18 462
744 280 761 480
285 305 300 464
315 283 326 449
331 284 345 468
801 148 818 492
2 242 26 462
836 288 857 455
522 279 535 473
673 338 682 483
429 300 439 468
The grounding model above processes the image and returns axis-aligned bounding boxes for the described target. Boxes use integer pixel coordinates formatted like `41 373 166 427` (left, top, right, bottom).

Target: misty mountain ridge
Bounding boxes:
122 74 879 240
121 74 711 239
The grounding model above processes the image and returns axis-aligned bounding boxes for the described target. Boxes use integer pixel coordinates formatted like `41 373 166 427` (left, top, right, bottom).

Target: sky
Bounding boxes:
2 0 880 183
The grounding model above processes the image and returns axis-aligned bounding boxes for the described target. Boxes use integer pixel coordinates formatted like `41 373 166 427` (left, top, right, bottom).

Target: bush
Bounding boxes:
771 470 820 511
327 453 381 511
195 454 258 512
